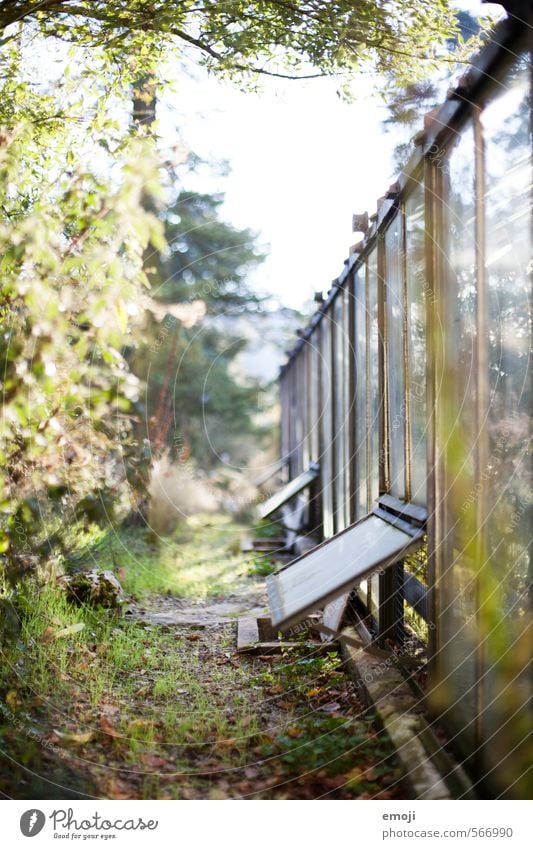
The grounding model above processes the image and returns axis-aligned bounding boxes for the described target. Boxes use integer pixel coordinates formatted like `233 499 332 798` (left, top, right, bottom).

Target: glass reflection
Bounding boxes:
354 269 368 519
405 187 427 506
435 122 478 746
386 219 406 499
482 59 532 790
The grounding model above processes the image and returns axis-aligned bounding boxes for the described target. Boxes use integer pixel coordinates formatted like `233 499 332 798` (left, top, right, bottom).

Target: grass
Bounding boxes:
260 714 400 787
0 582 261 797
0 512 407 799
249 518 283 540
63 513 255 600
248 553 277 577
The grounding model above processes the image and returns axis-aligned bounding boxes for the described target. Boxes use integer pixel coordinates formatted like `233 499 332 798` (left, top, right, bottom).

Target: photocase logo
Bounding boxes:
20 809 46 837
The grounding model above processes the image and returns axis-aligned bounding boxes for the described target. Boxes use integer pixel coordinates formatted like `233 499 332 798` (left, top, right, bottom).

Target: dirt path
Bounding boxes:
0 520 412 800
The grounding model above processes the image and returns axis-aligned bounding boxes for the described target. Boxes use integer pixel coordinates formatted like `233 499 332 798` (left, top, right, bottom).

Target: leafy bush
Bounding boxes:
0 43 164 583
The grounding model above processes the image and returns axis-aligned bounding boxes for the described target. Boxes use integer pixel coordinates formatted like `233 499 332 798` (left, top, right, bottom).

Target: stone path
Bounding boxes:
126 584 269 628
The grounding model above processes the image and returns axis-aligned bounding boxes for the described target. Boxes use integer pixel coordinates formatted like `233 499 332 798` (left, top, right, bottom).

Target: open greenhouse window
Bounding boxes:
258 462 319 519
266 496 426 630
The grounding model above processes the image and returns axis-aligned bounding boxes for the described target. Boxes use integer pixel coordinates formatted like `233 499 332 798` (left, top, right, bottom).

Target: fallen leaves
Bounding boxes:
40 622 85 642
100 702 120 718
139 753 169 770
99 715 120 738
40 626 56 643
1 581 407 803
216 737 236 750
101 778 136 800
343 766 365 784
286 726 302 738
5 690 20 711
53 729 95 746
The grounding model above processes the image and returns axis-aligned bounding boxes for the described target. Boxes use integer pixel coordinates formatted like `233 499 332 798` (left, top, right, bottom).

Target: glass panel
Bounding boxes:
333 294 346 532
367 250 380 507
482 59 532 793
267 513 424 629
320 317 335 538
405 185 428 506
280 371 290 476
301 346 310 470
354 269 368 520
258 464 319 519
294 353 304 475
385 218 406 499
343 284 353 526
433 122 478 747
309 334 320 463
288 364 298 478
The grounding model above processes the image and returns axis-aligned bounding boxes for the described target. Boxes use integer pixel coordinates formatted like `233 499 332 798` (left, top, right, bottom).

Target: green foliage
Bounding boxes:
251 518 283 539
152 190 265 309
131 185 268 467
0 42 164 581
382 11 485 171
404 538 428 584
248 553 276 577
0 1 468 87
403 541 429 643
262 716 401 794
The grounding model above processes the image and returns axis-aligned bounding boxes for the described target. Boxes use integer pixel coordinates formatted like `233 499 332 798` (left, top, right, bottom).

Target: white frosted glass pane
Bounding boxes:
309 337 320 462
267 513 423 628
333 295 347 533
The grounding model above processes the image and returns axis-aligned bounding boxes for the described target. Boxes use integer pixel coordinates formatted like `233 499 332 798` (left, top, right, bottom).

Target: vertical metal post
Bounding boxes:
378 559 405 647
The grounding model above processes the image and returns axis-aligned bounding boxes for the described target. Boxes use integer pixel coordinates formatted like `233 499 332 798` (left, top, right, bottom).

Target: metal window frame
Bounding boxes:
267 506 425 631
258 462 320 520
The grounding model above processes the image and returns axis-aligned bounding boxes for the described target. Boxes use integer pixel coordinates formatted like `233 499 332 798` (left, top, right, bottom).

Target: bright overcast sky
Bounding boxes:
160 1 502 311
161 68 400 311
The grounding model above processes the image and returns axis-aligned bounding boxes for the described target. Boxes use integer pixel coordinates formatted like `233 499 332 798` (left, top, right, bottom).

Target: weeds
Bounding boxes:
0 513 407 799
248 553 276 577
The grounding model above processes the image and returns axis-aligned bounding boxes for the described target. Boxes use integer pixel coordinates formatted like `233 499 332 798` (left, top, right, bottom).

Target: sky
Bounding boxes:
160 1 504 310
161 72 398 310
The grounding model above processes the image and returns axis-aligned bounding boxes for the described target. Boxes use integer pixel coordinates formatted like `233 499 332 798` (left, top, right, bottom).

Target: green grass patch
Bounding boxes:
262 714 377 772
61 513 259 600
248 553 277 577
0 515 405 800
250 518 283 540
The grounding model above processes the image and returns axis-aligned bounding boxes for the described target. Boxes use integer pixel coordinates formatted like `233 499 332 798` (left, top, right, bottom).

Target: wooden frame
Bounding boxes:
267 510 424 631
